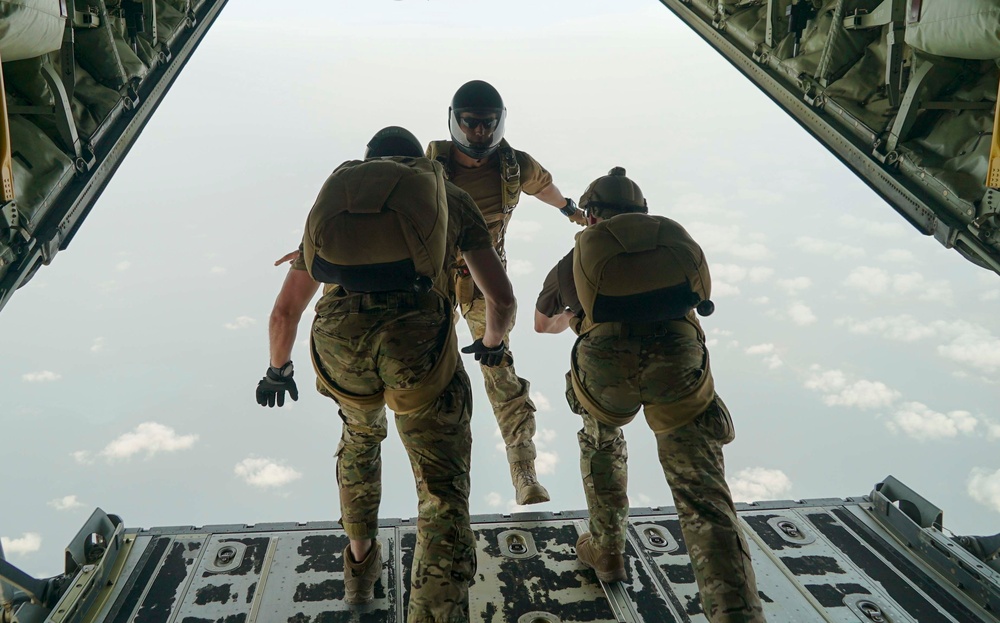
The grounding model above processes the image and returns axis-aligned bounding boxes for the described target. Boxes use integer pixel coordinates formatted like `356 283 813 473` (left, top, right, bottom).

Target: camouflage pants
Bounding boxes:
567 334 765 623
312 294 477 623
460 295 537 463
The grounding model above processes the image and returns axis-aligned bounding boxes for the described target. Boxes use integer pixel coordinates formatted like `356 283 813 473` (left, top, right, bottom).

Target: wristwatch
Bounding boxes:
559 197 579 217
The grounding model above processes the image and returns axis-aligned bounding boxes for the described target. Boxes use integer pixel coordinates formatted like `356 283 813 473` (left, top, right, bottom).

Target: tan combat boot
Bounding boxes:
343 540 382 604
576 532 626 582
510 460 550 505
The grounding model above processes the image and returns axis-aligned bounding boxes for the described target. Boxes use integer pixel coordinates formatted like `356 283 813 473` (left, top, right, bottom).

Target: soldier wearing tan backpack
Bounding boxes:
534 167 766 623
258 127 515 622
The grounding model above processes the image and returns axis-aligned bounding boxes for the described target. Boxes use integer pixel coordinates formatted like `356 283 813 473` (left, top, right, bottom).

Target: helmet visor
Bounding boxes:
449 107 506 159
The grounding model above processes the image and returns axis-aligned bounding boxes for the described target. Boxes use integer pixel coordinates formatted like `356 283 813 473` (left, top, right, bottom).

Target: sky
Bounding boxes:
2 0 999 578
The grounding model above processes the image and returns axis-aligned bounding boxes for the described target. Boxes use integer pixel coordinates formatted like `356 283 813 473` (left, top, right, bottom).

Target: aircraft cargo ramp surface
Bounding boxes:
2 477 998 623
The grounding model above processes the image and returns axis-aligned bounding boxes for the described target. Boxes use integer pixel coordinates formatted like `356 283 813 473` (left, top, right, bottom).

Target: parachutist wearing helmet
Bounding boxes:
534 168 766 622
259 126 515 621
427 79 583 506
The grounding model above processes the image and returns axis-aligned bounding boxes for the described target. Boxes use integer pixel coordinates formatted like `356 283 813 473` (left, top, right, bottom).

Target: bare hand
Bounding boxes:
274 250 301 266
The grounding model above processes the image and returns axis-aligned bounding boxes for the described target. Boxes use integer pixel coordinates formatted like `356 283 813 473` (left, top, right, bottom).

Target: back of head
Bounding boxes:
365 126 424 159
449 80 507 159
579 167 647 219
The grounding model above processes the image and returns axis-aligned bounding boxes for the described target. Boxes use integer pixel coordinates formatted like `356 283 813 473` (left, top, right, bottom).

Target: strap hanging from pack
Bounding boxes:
498 144 521 214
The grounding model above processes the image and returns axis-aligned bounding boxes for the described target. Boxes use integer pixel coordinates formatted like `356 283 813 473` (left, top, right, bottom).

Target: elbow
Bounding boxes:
532 310 550 334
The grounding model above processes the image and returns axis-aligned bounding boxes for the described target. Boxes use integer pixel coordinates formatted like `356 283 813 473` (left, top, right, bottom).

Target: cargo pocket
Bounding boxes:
696 396 736 445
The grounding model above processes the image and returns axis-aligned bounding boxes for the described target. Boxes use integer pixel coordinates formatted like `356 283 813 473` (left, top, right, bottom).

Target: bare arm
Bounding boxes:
462 247 515 348
534 308 575 334
268 268 320 367
533 182 570 209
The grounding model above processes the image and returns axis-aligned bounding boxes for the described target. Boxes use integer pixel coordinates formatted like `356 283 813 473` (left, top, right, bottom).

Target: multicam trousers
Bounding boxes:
460 295 537 463
312 293 477 623
566 333 766 623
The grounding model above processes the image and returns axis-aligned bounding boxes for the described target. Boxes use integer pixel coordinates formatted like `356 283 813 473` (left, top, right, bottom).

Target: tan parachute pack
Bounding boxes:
302 156 449 294
573 213 711 335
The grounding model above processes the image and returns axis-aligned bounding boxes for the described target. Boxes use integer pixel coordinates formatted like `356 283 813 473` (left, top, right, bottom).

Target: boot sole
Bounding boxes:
516 485 550 505
580 558 626 583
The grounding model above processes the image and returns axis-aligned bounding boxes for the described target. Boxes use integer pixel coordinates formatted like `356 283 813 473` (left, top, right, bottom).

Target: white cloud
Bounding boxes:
877 248 917 263
712 282 741 297
888 402 978 441
968 468 1000 514
804 367 900 410
506 259 534 276
49 495 84 511
839 215 907 238
842 267 952 303
535 428 558 445
794 237 865 259
745 343 782 369
844 266 890 294
116 261 131 271
750 296 769 305
729 468 792 503
22 370 61 383
234 457 302 488
1 533 42 556
986 421 1000 441
91 337 105 353
777 277 812 294
535 451 559 476
71 450 93 464
98 422 198 461
224 316 256 330
505 220 543 242
713 264 748 283
788 303 817 326
687 222 772 261
837 315 937 342
981 289 1000 302
937 323 1000 373
485 492 502 507
748 267 775 282
211 266 228 275
531 391 552 412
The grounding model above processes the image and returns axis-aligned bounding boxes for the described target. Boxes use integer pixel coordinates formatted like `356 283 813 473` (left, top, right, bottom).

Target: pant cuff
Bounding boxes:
340 519 378 540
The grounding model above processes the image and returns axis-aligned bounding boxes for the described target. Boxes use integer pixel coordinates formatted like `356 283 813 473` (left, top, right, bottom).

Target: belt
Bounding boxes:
584 319 699 340
344 291 444 313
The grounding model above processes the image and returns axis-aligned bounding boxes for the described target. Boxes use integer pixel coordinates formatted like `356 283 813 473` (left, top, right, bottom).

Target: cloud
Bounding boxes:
116 261 131 272
842 267 952 303
71 450 93 464
888 402 979 441
750 296 769 305
788 303 817 326
711 264 773 298
1 533 42 556
839 215 907 238
505 220 543 242
535 451 559 476
531 391 552 412
837 314 937 342
485 492 502 507
97 422 198 461
936 323 1000 373
729 468 792 503
211 266 228 275
794 237 865 259
981 289 1000 302
777 277 812 294
49 495 84 511
745 343 783 369
535 428 558 445
224 316 256 330
506 259 534 276
986 420 1000 441
91 337 105 353
968 468 1000 514
877 248 917 263
843 266 890 294
687 222 772 261
804 367 899 409
234 457 303 488
22 370 62 383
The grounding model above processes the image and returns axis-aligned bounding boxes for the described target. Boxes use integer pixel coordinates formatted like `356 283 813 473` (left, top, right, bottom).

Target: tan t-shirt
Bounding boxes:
430 142 553 255
292 180 492 303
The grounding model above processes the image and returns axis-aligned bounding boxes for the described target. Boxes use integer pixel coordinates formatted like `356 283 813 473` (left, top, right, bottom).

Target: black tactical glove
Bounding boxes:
256 361 298 407
461 339 509 367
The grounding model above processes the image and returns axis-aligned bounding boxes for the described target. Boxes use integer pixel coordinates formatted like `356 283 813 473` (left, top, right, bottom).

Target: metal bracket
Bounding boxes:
843 0 893 29
764 0 784 48
989 77 1000 189
72 8 100 28
884 58 953 153
497 529 538 560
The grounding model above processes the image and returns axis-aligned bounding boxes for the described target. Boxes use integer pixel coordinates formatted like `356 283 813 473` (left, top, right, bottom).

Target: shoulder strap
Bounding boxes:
498 140 521 213
426 140 454 179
